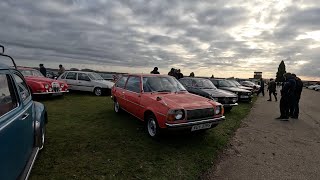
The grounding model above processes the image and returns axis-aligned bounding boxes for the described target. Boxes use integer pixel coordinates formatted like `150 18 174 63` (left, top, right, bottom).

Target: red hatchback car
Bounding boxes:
18 67 68 96
111 74 225 138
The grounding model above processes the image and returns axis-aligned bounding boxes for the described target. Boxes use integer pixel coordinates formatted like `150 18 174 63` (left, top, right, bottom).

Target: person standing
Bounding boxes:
189 72 195 77
150 67 160 74
290 74 303 119
177 69 184 79
168 68 175 77
58 64 65 76
276 73 296 120
267 78 277 101
257 78 265 96
39 64 47 77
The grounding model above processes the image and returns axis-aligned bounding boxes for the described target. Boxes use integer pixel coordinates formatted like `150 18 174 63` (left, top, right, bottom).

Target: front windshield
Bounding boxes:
219 80 235 87
230 80 241 86
193 79 217 89
143 76 186 92
88 73 104 80
21 70 44 77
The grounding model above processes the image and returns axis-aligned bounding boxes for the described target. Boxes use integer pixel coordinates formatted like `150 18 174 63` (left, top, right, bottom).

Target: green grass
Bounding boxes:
30 93 256 180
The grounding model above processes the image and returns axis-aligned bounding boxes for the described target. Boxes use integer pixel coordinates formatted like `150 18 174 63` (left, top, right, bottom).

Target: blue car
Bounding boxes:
0 46 47 180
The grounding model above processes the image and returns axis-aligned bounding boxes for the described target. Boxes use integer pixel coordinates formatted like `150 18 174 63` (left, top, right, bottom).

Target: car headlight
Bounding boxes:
167 109 185 121
232 98 237 103
215 106 221 115
60 84 64 88
44 84 49 89
233 91 238 95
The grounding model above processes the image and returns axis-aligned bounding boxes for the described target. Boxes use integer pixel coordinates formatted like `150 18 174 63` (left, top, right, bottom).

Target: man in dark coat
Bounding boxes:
176 69 184 79
257 78 265 96
276 73 296 120
267 78 277 101
39 64 46 77
168 68 175 77
290 74 303 119
150 67 160 74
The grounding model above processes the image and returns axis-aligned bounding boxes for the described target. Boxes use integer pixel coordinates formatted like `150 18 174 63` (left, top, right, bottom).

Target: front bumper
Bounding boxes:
33 90 69 95
165 116 225 129
222 103 238 107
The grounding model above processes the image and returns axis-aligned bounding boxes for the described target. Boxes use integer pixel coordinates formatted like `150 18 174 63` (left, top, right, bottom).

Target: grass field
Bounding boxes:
30 93 256 180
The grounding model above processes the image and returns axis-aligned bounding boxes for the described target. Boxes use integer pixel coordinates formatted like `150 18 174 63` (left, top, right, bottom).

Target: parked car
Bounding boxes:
111 74 225 138
179 77 238 111
18 67 68 96
313 85 320 91
209 79 252 102
307 84 320 90
58 71 114 96
241 80 261 90
0 51 47 180
99 73 115 81
228 80 254 91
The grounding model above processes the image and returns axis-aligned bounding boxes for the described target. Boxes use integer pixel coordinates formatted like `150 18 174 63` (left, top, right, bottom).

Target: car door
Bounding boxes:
113 76 128 109
77 73 93 92
65 72 78 90
0 71 33 180
124 76 143 119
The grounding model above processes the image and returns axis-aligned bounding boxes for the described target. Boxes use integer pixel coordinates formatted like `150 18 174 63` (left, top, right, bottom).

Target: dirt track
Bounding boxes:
205 89 320 180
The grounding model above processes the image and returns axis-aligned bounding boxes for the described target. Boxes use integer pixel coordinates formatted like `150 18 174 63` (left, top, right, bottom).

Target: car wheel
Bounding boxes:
94 87 102 96
114 99 122 113
39 125 46 150
146 114 160 138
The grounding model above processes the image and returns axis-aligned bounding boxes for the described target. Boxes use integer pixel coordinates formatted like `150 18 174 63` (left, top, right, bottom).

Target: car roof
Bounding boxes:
180 77 208 80
122 73 171 77
17 67 36 70
64 71 98 73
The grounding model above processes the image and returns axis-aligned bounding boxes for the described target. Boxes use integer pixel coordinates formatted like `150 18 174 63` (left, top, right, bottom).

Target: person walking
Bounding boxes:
267 78 277 101
290 74 303 119
276 73 296 120
58 64 65 76
257 78 265 96
39 64 47 77
150 67 160 74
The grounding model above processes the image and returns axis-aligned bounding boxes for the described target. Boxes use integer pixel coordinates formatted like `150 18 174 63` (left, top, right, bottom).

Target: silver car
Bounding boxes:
58 71 114 96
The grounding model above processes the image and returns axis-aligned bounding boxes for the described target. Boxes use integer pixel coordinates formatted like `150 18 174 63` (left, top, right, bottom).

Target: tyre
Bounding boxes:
39 125 46 150
146 114 160 138
94 87 102 96
114 99 122 113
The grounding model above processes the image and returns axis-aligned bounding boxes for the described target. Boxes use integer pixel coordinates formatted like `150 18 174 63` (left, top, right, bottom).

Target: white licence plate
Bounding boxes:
240 95 249 98
191 123 212 131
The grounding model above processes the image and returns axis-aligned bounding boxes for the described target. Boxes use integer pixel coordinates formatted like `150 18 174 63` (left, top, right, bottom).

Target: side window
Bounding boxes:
211 80 218 86
60 73 67 79
12 73 30 102
78 73 90 81
179 79 190 87
0 74 18 117
66 72 77 80
115 76 128 89
126 76 141 93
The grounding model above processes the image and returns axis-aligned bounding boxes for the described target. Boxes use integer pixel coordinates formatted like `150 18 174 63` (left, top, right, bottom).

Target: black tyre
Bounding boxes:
146 114 160 138
114 99 122 113
94 87 102 96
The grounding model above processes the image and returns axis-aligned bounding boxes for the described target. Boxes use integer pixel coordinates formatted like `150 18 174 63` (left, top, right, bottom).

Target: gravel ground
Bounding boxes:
205 89 320 180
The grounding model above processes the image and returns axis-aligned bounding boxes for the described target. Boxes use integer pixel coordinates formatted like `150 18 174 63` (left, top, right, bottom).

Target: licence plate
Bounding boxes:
240 95 249 98
191 123 212 131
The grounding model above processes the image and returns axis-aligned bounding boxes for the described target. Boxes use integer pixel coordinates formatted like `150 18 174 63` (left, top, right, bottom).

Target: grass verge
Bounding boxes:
30 93 256 180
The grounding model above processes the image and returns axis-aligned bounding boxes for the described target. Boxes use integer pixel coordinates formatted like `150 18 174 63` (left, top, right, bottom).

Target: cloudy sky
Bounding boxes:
0 0 320 80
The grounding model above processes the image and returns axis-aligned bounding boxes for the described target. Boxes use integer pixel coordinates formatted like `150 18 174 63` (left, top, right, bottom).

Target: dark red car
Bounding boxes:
111 74 225 138
18 67 68 96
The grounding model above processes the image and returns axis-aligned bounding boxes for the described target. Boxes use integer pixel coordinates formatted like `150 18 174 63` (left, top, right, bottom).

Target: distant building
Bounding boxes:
254 72 262 79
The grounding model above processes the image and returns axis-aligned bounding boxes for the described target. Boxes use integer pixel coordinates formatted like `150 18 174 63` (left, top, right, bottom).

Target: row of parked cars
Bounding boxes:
306 84 320 91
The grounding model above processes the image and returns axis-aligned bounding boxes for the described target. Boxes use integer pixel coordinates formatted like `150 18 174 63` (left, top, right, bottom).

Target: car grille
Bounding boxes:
51 82 60 92
187 108 214 121
218 97 230 104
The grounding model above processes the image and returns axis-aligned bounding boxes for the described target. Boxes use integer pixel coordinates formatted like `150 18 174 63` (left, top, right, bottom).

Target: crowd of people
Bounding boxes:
38 64 65 78
150 67 195 79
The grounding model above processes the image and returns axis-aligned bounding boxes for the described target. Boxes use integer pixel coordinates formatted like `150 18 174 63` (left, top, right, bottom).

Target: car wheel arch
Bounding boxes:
144 110 155 122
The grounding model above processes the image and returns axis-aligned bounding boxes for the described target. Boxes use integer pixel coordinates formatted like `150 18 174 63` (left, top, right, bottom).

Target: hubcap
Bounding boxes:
114 101 119 112
147 118 157 137
95 88 102 96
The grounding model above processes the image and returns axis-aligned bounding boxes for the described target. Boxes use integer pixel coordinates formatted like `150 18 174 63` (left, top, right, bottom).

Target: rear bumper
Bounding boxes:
223 103 238 107
165 116 225 129
33 90 68 95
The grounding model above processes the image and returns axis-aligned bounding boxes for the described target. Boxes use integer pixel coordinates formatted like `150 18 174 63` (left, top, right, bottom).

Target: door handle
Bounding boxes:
21 113 29 120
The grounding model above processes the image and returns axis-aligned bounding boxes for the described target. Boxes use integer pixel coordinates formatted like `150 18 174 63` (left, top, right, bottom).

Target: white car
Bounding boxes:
58 71 114 96
314 85 320 91
307 84 319 90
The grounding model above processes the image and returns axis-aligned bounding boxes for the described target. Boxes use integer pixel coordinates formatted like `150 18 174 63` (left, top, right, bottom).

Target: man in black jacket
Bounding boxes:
276 73 296 120
39 64 46 77
290 74 303 119
150 67 160 74
267 78 277 101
